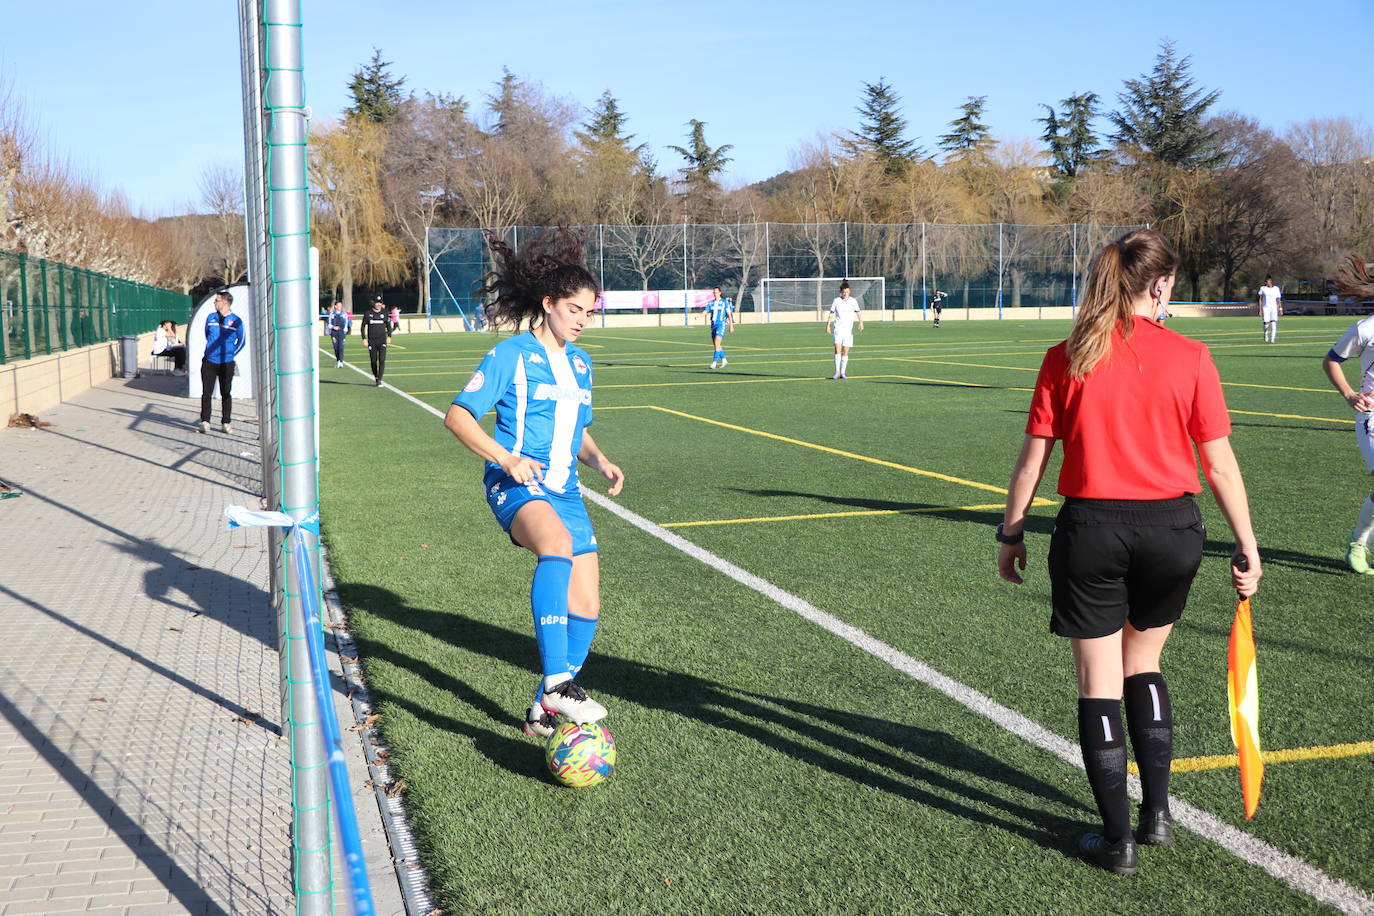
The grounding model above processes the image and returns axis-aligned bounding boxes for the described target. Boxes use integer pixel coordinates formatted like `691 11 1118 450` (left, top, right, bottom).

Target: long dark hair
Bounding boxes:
1067 228 1178 379
1337 253 1374 299
477 228 600 332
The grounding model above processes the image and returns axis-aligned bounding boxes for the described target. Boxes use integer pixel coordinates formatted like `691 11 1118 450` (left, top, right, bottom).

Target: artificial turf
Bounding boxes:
319 316 1371 914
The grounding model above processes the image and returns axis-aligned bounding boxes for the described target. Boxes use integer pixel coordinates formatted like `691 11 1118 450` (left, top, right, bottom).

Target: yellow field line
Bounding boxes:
1128 739 1374 775
636 405 1016 494
662 499 1056 528
1229 408 1352 424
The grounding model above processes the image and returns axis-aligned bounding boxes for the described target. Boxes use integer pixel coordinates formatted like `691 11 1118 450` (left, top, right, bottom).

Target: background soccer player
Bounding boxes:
1258 275 1283 342
443 229 624 738
826 280 864 378
997 228 1261 876
931 289 948 329
704 286 734 368
360 295 391 386
1322 253 1374 574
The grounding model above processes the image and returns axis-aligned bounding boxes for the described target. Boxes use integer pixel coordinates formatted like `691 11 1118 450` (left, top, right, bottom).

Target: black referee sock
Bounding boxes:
1124 672 1173 815
1078 698 1131 844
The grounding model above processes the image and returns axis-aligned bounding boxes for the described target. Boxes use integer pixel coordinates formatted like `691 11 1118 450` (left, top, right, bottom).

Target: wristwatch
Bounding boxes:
994 523 1024 545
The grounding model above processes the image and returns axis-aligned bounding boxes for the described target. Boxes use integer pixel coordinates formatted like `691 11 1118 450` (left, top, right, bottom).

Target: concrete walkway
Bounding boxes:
0 375 401 915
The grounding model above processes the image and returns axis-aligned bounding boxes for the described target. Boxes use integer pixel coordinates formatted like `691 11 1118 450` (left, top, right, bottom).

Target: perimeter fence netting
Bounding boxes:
427 222 1145 327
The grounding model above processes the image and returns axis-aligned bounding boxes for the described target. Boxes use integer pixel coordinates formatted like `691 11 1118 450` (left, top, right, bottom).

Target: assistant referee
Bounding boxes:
996 228 1262 876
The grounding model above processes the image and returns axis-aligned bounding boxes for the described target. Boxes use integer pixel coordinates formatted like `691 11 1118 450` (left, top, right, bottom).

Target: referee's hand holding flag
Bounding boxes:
1229 552 1264 819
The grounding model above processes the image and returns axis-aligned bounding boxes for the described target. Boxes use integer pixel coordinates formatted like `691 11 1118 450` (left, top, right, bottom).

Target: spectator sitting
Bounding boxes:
152 320 188 375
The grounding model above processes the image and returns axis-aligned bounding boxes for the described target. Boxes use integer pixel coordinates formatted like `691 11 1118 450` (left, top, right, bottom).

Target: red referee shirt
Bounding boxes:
1026 315 1232 499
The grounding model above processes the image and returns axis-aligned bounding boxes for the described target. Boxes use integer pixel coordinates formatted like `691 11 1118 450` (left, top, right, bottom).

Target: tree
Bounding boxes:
198 163 246 285
570 91 650 223
346 48 406 124
844 78 919 174
1285 117 1374 270
939 96 994 165
1111 40 1221 168
309 118 407 310
669 119 733 220
1039 92 1104 180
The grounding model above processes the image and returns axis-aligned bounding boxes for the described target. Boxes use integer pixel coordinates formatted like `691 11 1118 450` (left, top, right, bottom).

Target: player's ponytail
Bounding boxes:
1067 228 1178 379
1336 253 1374 299
478 228 600 332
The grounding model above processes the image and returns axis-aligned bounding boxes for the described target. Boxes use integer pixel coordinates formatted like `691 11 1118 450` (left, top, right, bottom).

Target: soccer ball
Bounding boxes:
545 721 616 788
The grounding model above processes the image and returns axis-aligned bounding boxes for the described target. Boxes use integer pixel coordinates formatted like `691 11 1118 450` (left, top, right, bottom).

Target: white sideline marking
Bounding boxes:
374 363 1374 915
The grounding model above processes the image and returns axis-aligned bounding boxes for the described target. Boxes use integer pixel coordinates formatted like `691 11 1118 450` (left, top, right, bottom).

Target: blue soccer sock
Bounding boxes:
531 555 572 687
714 348 724 361
566 612 600 678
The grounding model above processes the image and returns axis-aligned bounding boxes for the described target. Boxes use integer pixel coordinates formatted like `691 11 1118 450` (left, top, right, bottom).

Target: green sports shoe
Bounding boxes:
1345 531 1373 575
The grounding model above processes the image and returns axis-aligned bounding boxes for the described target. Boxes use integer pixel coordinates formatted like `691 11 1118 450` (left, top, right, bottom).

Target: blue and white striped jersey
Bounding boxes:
452 332 594 495
705 298 733 325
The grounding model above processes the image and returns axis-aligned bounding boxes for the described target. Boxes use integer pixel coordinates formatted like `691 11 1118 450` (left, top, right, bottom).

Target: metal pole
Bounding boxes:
598 224 605 328
682 220 689 327
843 221 849 278
258 1 330 911
1071 223 1078 317
996 223 1004 319
920 223 927 320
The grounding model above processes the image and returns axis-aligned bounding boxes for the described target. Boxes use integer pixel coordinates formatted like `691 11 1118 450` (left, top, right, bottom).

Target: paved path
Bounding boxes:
0 375 401 915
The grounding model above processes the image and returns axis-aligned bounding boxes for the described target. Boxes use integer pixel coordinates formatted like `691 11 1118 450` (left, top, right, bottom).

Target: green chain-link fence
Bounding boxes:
0 248 193 365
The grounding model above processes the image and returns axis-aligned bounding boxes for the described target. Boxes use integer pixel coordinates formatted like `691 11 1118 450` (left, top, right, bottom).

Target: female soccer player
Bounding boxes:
1322 253 1374 574
443 230 625 738
996 228 1261 875
1258 275 1283 342
826 281 864 379
704 286 734 368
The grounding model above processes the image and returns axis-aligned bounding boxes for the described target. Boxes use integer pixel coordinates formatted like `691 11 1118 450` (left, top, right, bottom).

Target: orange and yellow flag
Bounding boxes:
1228 593 1263 819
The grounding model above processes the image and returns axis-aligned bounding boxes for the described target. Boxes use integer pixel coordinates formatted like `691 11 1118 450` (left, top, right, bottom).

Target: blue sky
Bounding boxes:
2 0 1370 217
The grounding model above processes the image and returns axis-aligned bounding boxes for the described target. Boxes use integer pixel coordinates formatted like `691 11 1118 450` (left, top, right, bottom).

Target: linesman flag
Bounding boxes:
1227 554 1263 819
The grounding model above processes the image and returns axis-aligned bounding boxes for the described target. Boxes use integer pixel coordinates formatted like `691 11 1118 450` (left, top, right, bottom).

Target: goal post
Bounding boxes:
755 276 886 323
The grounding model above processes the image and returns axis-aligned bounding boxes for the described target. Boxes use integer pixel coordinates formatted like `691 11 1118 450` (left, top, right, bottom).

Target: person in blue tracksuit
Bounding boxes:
200 289 245 434
326 300 352 367
443 229 625 738
704 287 735 369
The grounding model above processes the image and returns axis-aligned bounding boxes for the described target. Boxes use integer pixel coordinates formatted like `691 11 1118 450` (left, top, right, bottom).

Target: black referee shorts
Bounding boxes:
1047 495 1205 639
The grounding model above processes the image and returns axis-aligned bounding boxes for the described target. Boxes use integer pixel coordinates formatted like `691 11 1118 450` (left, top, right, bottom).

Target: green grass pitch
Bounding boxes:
318 316 1371 914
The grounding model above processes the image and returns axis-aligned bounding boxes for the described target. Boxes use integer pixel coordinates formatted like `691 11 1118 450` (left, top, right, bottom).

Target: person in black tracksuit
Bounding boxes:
361 296 391 386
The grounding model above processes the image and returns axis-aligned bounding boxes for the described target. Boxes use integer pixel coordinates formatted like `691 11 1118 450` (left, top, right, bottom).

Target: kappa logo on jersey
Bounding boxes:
464 370 485 393
528 353 545 365
572 354 588 375
533 383 592 404
495 491 507 506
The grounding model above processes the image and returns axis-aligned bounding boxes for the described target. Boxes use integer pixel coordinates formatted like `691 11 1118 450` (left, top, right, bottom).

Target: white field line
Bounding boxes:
367 349 1373 915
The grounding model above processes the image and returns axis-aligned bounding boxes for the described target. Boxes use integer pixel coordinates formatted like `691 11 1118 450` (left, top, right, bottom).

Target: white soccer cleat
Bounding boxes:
197 420 210 434
522 705 557 739
540 680 607 724
720 358 728 367
221 422 233 434
1346 531 1374 575
710 360 717 369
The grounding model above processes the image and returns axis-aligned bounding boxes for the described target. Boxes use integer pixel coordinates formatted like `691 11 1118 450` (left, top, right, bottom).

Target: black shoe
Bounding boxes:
375 379 382 387
1078 833 1138 876
1135 808 1173 847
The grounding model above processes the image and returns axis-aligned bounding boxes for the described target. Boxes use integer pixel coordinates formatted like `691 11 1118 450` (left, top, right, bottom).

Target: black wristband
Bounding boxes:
995 523 1024 545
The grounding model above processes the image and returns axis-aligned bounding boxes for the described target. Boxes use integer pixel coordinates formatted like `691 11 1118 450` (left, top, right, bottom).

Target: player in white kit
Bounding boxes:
1323 255 1374 574
1258 276 1282 343
826 281 864 379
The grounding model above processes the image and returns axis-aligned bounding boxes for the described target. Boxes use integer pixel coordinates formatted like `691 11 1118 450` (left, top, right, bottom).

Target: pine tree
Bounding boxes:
669 119 733 198
939 96 994 164
1111 40 1221 168
847 78 919 174
1039 92 1104 179
575 91 643 160
345 48 406 124
487 68 521 136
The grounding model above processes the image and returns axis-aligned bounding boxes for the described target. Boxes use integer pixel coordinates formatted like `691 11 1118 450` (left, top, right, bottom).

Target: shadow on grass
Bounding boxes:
337 581 1089 856
732 488 1348 575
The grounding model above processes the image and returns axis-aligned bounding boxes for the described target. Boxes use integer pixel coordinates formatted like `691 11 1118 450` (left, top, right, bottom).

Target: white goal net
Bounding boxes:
756 277 886 321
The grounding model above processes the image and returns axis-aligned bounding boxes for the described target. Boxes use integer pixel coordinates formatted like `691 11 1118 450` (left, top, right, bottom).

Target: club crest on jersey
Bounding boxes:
463 371 484 392
572 354 588 375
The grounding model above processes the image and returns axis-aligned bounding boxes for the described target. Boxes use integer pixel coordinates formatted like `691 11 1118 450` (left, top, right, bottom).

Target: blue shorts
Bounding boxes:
482 466 598 555
710 323 727 340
